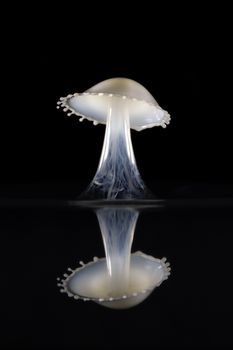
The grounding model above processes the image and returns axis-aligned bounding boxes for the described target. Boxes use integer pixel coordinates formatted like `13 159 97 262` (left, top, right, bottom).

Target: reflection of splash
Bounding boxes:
97 208 138 296
58 207 171 309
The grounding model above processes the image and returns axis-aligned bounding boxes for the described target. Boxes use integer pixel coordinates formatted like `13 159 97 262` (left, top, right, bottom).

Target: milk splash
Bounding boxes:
58 207 171 309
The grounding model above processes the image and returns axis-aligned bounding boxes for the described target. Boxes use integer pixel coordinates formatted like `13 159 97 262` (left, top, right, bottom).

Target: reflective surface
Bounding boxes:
58 207 170 309
2 198 233 348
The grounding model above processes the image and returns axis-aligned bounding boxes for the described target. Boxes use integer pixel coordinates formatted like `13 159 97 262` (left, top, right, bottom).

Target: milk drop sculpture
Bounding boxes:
57 78 171 309
57 208 171 309
57 78 170 200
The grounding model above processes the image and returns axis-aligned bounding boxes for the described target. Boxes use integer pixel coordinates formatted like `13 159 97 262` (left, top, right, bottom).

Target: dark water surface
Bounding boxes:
2 197 233 349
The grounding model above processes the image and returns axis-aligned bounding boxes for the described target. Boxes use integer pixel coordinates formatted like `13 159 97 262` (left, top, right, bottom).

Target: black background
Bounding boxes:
0 4 232 195
1 3 233 349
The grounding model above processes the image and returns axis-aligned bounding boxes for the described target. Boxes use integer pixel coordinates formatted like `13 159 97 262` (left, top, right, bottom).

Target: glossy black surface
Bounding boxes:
2 197 233 349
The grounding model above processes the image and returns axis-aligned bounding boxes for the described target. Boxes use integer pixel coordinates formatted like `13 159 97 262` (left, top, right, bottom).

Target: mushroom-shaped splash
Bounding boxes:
57 208 171 309
57 78 170 200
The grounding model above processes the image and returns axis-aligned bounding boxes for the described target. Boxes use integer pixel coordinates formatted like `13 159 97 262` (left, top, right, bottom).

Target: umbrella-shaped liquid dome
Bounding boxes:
57 207 171 309
57 78 170 200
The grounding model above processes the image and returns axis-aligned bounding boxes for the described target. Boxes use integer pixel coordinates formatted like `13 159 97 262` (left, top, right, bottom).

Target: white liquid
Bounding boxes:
96 208 138 296
58 208 171 309
80 100 152 200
